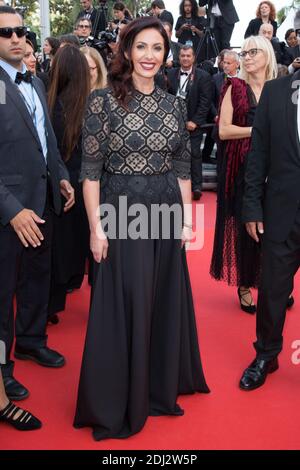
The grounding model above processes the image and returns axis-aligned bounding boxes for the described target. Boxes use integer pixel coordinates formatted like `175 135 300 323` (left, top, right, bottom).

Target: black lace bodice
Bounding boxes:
79 87 191 182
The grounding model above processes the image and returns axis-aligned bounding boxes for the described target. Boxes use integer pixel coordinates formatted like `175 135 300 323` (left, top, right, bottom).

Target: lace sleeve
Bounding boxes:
79 89 110 182
173 97 191 180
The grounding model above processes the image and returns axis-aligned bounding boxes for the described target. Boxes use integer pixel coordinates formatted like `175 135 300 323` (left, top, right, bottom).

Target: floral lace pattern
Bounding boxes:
79 87 191 182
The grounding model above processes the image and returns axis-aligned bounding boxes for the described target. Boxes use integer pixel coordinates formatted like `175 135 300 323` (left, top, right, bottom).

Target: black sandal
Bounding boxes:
0 401 42 431
238 287 256 314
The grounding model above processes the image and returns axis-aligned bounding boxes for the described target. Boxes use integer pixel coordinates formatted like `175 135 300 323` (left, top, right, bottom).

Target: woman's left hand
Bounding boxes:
181 225 193 249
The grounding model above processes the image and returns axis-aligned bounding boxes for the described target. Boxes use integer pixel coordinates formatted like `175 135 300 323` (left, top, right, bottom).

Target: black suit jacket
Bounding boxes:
271 39 288 65
244 18 277 38
154 42 181 90
199 0 239 25
167 67 213 131
0 67 69 227
243 70 300 242
170 41 181 68
211 71 225 116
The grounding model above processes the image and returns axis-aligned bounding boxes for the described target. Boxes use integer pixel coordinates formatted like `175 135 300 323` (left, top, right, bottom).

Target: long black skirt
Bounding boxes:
74 172 209 441
48 168 90 315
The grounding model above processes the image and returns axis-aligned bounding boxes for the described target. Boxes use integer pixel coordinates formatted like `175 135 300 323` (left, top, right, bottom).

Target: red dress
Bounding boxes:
210 78 261 287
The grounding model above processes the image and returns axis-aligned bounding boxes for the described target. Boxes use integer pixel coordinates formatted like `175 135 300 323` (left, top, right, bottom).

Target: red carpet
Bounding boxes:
1 192 300 450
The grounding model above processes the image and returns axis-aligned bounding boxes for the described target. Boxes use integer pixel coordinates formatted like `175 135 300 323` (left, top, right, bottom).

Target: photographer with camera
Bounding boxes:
108 2 131 45
74 16 114 64
198 1 239 51
76 0 107 38
74 17 92 44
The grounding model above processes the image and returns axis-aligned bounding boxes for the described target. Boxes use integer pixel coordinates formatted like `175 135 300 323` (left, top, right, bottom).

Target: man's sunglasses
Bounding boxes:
0 26 28 39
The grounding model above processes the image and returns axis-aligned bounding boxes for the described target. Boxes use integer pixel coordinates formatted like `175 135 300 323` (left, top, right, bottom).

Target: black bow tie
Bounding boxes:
15 70 32 85
180 71 189 76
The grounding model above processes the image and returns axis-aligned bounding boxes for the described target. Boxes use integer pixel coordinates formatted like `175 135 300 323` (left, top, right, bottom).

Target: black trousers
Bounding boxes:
190 131 203 191
213 16 235 51
0 202 53 377
254 207 300 360
202 127 216 163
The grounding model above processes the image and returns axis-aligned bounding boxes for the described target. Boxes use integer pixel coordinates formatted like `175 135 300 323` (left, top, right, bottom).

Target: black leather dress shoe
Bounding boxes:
14 346 65 368
3 376 29 401
287 295 295 309
239 357 279 391
47 314 60 325
193 189 202 201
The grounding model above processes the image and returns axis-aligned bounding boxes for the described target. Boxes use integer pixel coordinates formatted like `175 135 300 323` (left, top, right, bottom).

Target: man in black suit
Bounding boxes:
76 0 107 38
211 49 239 116
204 49 239 164
239 69 300 391
199 0 239 51
0 6 75 400
167 45 213 199
155 21 181 91
151 0 174 28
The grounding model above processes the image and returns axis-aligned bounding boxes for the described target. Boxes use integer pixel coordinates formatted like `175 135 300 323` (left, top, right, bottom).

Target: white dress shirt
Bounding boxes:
212 2 222 17
177 68 192 98
167 48 174 62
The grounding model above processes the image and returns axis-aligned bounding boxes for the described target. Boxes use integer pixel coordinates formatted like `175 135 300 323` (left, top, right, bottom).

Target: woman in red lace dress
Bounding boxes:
210 36 277 313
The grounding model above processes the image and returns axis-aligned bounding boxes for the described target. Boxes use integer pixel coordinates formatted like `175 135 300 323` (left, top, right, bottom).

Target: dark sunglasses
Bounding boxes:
0 26 27 39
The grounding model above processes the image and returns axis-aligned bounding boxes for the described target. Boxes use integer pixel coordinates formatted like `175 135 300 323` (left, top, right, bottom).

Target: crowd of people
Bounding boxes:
1 0 300 444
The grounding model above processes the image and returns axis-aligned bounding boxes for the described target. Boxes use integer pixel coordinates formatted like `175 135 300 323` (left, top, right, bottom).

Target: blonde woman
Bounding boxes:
210 36 278 313
81 46 107 91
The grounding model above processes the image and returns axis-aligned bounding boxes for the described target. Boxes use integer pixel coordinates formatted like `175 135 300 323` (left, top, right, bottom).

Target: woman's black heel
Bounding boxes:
0 401 42 431
238 287 256 314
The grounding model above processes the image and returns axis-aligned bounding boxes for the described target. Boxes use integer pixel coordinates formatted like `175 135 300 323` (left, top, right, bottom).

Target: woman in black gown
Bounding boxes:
74 17 209 441
47 45 91 319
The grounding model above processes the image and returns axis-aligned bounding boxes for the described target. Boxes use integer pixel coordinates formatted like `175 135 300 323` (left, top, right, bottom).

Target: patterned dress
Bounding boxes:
74 86 209 441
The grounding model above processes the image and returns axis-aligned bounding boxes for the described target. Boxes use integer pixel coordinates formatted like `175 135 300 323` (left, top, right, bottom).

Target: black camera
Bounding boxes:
98 29 118 48
80 28 117 52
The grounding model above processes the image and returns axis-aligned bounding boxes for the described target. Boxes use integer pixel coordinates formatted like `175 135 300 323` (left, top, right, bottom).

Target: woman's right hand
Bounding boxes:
90 230 109 263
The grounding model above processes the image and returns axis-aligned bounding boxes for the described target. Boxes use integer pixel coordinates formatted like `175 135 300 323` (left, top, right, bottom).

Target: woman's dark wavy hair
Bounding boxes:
48 45 90 162
179 0 199 18
108 16 170 107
